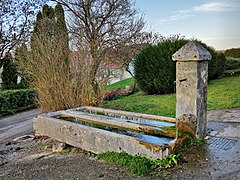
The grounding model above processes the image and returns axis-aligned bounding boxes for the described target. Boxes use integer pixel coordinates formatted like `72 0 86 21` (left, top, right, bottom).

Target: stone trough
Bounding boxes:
33 106 177 160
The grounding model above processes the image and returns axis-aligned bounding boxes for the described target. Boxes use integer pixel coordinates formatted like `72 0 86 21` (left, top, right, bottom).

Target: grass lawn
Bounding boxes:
104 76 240 118
104 78 134 91
208 76 240 110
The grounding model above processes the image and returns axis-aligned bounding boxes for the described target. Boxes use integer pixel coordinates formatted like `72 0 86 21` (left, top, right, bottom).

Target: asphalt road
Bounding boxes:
0 109 41 144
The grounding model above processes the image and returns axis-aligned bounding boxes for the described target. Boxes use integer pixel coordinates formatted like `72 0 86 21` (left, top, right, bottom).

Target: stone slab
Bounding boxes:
33 114 171 160
56 110 175 137
70 106 176 123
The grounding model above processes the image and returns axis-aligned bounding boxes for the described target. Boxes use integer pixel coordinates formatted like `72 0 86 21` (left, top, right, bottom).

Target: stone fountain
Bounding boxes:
34 41 211 159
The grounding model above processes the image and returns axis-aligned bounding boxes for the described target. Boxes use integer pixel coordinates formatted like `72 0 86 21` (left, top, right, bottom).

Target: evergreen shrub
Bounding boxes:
134 40 226 95
134 40 188 95
200 42 226 80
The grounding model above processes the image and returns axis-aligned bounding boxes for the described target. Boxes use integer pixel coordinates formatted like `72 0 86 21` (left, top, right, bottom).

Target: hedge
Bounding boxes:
134 40 188 94
0 89 36 117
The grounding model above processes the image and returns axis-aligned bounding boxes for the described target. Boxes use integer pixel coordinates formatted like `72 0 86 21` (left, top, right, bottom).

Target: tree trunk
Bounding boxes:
89 53 102 105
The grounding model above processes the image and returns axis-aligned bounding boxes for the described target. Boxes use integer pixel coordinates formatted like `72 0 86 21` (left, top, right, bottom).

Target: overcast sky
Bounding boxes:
135 0 240 50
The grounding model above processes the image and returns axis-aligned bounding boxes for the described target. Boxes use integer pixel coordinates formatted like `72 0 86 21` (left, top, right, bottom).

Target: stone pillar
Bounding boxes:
172 41 211 138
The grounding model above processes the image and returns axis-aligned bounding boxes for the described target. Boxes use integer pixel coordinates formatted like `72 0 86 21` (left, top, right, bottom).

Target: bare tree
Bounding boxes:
103 32 185 93
0 0 45 63
55 0 145 98
105 32 185 77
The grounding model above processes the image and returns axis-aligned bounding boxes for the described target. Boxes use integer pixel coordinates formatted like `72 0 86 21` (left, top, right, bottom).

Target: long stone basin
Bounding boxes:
33 106 177 159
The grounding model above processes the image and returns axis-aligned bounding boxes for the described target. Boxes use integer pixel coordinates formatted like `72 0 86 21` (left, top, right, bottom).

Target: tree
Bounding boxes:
16 4 95 112
0 0 46 64
15 44 31 88
1 53 18 89
55 0 145 98
105 33 185 77
31 4 69 64
55 3 69 62
16 30 97 112
199 41 226 80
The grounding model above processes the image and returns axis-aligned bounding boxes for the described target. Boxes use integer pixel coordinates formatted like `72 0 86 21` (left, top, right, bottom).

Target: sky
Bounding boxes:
135 0 240 50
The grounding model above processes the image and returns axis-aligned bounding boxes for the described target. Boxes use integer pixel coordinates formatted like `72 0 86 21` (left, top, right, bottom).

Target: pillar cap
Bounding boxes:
172 41 212 62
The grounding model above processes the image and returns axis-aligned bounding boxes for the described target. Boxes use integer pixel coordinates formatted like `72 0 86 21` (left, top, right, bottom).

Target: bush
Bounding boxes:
134 40 188 95
225 57 240 70
200 42 226 80
0 89 36 116
134 40 226 95
103 88 128 101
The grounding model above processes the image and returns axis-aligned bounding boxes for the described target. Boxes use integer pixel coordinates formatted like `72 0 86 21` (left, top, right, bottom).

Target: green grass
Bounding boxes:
104 92 176 117
208 76 240 110
98 152 154 175
104 76 240 117
97 137 207 176
104 78 134 91
98 152 180 176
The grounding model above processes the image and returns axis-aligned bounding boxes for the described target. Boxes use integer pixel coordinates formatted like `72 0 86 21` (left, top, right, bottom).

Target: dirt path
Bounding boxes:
0 109 239 179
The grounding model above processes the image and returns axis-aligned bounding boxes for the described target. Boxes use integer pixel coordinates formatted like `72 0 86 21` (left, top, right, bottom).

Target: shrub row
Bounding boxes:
0 89 36 116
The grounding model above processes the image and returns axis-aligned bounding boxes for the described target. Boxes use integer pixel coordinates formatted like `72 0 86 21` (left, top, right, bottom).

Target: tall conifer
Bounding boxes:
1 53 18 89
31 4 69 63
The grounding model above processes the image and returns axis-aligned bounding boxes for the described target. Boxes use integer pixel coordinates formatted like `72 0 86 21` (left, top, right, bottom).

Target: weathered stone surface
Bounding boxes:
69 106 176 123
52 140 66 152
56 110 175 137
176 114 196 137
172 41 212 61
173 41 211 138
33 115 171 160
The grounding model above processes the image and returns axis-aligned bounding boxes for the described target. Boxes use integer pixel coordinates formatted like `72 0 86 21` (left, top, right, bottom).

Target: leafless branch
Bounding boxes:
0 0 46 60
55 0 145 96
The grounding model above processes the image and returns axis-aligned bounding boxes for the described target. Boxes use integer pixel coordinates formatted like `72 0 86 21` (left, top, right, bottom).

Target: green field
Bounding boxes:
104 76 240 118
